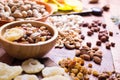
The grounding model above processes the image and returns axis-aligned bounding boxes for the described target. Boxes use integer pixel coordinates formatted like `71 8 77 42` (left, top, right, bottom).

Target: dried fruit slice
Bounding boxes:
0 62 23 80
41 75 70 80
3 27 25 41
42 66 65 77
22 58 44 73
14 74 39 80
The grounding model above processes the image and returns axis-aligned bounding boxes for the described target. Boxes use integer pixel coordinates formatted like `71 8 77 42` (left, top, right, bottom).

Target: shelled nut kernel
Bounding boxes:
75 46 103 65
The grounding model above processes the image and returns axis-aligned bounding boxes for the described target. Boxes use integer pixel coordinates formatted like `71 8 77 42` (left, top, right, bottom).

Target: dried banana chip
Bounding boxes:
22 58 44 73
3 27 25 41
14 74 39 80
42 66 65 77
41 75 70 80
0 62 23 80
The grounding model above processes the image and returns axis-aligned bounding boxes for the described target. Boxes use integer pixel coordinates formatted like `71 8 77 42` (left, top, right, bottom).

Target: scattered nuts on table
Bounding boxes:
46 15 83 49
75 45 103 64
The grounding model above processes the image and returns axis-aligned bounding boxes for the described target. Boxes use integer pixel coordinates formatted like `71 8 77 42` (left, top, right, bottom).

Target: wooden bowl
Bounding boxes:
0 1 53 26
0 21 58 59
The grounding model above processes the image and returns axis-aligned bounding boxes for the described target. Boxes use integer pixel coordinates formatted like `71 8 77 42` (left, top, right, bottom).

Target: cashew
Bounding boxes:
64 41 75 49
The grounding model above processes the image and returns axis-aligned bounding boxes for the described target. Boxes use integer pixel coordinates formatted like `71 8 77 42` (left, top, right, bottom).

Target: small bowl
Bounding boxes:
0 1 53 26
0 21 58 59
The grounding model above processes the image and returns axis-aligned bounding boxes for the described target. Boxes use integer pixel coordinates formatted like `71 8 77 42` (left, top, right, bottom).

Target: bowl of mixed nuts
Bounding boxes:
0 21 58 59
0 0 53 26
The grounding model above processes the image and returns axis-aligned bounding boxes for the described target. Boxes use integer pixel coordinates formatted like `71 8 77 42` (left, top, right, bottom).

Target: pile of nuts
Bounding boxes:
75 46 103 65
3 23 52 44
80 20 115 49
59 57 113 80
0 0 49 21
46 15 83 49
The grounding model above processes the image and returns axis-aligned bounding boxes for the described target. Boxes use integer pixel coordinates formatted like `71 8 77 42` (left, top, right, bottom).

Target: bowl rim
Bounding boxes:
0 21 58 46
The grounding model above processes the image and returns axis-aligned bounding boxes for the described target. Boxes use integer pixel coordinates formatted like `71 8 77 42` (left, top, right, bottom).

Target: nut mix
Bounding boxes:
0 0 49 21
3 23 52 44
46 15 83 49
75 46 103 64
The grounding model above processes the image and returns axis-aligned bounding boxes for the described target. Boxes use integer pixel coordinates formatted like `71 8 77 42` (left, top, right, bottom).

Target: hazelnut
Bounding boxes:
87 30 93 36
109 31 113 36
83 22 89 27
102 4 110 11
81 35 85 40
111 42 115 47
102 24 106 28
96 40 101 46
106 42 111 49
86 42 92 47
100 36 107 42
118 23 120 29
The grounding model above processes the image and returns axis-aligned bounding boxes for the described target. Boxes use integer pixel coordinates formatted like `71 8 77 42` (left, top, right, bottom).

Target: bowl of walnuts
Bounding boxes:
0 0 53 26
0 21 58 59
